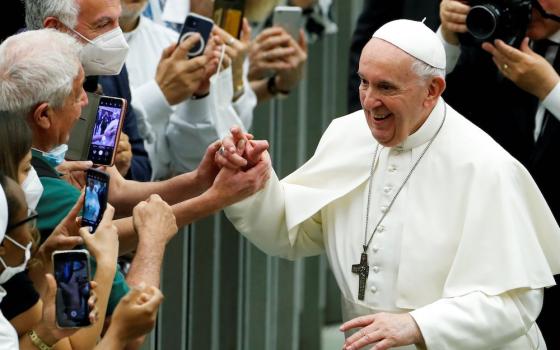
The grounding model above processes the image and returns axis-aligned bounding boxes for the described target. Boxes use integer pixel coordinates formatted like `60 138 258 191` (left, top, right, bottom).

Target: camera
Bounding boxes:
461 0 532 47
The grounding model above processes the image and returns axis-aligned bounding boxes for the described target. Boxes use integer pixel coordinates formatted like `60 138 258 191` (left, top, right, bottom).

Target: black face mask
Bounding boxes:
460 0 560 47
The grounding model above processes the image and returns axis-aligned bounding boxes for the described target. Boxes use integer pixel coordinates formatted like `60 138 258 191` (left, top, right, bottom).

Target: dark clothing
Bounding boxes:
0 271 40 320
87 66 152 181
347 0 441 113
444 42 560 349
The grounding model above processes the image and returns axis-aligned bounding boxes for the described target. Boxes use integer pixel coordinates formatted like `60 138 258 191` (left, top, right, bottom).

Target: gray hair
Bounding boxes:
25 0 80 30
411 58 446 81
0 29 82 117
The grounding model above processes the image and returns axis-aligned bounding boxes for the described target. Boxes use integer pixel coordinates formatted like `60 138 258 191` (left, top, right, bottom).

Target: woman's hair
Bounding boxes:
0 110 32 181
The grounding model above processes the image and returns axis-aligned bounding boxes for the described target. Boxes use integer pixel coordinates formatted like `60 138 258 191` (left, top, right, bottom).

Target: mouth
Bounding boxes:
373 113 391 120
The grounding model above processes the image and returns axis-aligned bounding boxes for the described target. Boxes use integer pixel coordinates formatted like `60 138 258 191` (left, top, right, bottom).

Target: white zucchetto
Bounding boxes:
372 19 446 70
0 183 7 243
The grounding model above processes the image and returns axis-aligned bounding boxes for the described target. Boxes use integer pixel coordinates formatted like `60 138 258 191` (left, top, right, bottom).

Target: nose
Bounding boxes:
361 88 382 110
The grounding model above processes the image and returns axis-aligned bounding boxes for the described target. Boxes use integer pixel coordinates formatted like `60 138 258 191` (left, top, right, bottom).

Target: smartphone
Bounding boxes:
177 13 214 58
81 169 110 233
66 92 100 161
53 250 92 328
273 6 303 40
87 96 126 166
213 0 245 38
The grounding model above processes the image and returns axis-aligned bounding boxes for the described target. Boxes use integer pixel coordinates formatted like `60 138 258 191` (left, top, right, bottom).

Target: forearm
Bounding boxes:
172 189 226 228
410 289 543 349
93 327 126 350
250 79 275 103
125 239 165 288
114 217 138 255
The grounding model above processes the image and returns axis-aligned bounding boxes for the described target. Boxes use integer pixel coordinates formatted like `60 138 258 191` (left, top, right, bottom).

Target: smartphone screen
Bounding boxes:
213 0 245 38
53 250 91 328
87 96 126 166
177 13 214 58
81 169 109 233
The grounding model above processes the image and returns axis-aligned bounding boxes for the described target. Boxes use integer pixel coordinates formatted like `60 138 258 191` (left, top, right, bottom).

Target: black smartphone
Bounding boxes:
81 169 110 233
213 0 245 38
87 96 126 166
53 250 92 328
177 13 214 58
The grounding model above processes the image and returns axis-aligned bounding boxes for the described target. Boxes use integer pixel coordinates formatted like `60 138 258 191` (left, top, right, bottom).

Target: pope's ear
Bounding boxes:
43 17 65 31
30 102 53 131
425 76 446 106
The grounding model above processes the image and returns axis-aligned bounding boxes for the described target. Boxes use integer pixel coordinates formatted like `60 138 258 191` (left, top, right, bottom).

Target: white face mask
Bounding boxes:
208 46 245 138
0 236 32 284
43 143 68 166
22 167 43 213
70 26 129 76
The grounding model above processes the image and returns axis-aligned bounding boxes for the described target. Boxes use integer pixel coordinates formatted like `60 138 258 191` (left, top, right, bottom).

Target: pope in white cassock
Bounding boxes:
219 19 560 349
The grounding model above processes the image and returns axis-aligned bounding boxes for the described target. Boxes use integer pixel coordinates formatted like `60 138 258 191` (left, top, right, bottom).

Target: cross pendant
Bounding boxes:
351 252 369 300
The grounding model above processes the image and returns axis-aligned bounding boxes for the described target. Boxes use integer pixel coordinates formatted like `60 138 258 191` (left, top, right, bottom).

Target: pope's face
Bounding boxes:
358 39 434 147
527 0 560 39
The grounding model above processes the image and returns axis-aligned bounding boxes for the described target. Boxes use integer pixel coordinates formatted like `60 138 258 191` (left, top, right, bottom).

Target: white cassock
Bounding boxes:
225 98 560 349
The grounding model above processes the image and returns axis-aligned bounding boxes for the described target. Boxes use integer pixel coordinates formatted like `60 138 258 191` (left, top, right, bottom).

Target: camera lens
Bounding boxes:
467 4 501 40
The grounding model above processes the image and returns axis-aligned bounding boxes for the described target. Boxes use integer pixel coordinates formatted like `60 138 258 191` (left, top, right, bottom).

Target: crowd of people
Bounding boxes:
2 0 560 349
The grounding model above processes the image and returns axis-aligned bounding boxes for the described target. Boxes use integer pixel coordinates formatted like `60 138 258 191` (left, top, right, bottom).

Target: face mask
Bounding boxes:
208 46 245 138
43 144 68 166
0 236 32 284
70 26 129 76
22 167 43 213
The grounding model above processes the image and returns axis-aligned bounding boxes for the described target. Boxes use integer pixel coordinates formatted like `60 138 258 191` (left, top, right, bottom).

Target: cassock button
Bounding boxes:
372 245 379 252
372 266 380 273
384 186 392 194
370 286 378 293
377 225 385 232
388 165 397 172
380 206 388 214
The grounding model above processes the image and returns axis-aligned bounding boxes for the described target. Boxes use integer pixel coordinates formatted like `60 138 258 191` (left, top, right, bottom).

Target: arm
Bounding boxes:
438 0 470 73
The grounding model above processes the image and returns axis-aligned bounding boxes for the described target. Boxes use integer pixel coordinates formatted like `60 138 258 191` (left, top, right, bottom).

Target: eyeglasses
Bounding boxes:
6 209 38 232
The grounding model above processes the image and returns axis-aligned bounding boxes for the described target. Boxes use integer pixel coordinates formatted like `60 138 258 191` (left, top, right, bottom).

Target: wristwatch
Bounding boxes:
267 76 290 98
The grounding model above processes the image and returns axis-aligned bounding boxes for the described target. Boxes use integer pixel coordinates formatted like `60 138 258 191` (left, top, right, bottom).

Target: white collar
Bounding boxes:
548 30 560 44
397 98 445 151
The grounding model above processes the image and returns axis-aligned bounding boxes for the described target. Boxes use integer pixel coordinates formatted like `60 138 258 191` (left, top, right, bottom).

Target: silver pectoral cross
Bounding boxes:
351 251 369 301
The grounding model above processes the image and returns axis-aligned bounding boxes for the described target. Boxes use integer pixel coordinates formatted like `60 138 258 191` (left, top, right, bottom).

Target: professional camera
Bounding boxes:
460 0 532 47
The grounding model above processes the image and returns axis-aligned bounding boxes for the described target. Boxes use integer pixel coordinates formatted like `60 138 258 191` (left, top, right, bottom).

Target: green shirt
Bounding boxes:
32 150 129 314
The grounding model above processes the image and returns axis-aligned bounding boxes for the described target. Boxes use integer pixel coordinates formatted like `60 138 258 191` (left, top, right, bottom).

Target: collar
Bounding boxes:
548 30 560 44
397 98 445 151
0 286 6 303
123 16 144 41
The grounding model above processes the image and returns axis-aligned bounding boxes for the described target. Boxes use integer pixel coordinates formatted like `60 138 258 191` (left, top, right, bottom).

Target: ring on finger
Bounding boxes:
227 36 235 46
502 63 509 70
219 146 226 155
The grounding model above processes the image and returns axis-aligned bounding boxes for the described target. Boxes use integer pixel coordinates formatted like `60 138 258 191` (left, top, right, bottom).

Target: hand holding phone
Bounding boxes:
87 96 127 166
81 169 110 233
53 250 92 328
177 13 214 58
213 0 245 38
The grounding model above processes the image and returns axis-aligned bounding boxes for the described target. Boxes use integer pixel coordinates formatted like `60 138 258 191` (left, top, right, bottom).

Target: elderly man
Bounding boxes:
221 19 560 349
25 0 152 181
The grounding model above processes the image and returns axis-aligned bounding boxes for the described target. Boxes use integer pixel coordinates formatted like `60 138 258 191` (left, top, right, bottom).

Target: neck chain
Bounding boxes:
352 105 447 300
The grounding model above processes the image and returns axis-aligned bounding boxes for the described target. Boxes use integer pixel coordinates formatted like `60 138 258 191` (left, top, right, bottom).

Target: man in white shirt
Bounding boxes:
219 19 560 349
440 0 560 346
120 0 257 177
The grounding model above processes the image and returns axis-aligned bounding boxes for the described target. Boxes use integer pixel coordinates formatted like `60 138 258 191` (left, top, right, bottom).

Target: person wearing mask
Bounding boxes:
439 0 560 346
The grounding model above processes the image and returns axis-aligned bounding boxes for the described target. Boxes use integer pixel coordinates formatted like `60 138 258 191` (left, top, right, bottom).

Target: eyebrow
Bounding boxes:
92 16 113 28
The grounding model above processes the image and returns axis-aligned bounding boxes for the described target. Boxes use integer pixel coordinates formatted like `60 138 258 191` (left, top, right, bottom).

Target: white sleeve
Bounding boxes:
410 289 543 349
436 26 462 74
541 81 560 121
225 169 325 260
232 60 257 131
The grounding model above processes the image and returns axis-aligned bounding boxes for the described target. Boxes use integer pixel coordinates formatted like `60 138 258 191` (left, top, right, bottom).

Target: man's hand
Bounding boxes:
115 132 132 176
194 141 222 191
248 27 297 80
215 126 268 170
79 204 119 267
193 30 232 97
482 38 560 100
156 34 209 105
439 0 470 45
275 29 308 93
340 313 424 350
132 194 178 245
107 285 164 343
56 160 93 189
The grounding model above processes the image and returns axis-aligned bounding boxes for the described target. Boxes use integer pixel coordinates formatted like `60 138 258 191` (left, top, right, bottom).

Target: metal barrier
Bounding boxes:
144 2 365 349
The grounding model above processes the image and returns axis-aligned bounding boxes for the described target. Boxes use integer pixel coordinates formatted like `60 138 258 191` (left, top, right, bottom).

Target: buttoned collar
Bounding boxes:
396 97 445 151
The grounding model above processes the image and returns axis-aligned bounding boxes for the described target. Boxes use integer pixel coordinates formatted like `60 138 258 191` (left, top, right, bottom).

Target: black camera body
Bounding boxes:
460 0 532 47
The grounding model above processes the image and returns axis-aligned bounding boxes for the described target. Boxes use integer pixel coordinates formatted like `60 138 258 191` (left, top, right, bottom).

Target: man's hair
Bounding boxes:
25 0 80 30
411 59 446 81
0 29 82 117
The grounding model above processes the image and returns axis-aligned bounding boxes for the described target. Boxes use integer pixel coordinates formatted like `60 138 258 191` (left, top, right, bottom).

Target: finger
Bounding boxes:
160 42 177 60
444 22 468 33
255 27 285 44
45 273 57 303
248 140 270 161
241 18 252 44
172 33 201 60
53 235 84 249
372 339 394 350
345 329 383 350
62 192 86 225
97 204 115 227
184 56 208 73
57 160 94 173
298 29 308 53
260 47 296 61
143 287 164 312
148 193 163 202
493 39 524 62
519 36 533 54
444 0 471 14
259 34 292 51
222 135 238 154
443 11 468 24
340 315 376 331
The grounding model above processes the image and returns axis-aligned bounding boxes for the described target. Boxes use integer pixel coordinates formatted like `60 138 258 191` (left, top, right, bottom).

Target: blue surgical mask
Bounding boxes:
43 144 68 166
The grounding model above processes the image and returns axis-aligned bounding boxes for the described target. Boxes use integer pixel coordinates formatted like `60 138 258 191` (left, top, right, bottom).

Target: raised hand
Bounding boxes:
440 0 470 45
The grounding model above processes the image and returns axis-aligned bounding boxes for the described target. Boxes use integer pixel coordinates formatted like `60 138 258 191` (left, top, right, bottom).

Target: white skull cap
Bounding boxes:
0 183 7 243
372 19 446 70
